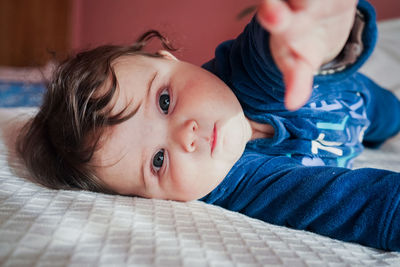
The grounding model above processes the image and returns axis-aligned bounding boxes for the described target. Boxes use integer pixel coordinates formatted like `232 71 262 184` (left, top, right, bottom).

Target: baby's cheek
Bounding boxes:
166 160 212 201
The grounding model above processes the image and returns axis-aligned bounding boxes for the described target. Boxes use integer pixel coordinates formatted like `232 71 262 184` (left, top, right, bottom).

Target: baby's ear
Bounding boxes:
157 50 179 61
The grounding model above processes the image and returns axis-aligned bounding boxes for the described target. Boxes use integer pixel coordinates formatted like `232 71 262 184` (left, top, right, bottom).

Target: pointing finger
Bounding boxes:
257 0 292 34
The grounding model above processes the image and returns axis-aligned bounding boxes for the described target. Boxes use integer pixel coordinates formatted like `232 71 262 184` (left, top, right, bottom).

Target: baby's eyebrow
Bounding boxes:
133 71 157 114
140 157 146 191
145 71 157 107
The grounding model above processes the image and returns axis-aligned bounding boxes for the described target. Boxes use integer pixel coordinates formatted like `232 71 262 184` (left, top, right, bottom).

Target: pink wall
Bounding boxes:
72 0 258 65
71 0 400 66
369 0 400 21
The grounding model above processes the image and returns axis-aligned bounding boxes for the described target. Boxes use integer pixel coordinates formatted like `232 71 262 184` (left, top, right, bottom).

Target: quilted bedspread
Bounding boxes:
1 19 400 266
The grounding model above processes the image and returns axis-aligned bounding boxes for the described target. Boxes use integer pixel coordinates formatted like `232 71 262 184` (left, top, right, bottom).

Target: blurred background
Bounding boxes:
1 0 399 67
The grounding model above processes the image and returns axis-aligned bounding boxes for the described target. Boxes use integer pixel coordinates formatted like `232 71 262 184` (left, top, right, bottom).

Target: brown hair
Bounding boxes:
17 30 177 194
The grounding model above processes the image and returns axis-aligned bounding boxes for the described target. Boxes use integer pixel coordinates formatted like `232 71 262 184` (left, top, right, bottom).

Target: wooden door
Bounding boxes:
0 0 71 66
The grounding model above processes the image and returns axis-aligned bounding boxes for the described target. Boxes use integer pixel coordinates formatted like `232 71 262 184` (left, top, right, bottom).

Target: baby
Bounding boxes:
18 0 400 251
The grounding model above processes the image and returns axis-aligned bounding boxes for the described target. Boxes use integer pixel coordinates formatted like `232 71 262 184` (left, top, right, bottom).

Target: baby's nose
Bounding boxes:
174 119 198 152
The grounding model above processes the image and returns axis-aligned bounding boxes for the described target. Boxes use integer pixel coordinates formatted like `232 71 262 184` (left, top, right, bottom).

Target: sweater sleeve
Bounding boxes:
201 152 400 251
358 73 400 147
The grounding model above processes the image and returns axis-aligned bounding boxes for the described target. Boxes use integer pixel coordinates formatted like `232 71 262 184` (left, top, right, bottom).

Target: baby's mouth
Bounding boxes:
211 123 217 154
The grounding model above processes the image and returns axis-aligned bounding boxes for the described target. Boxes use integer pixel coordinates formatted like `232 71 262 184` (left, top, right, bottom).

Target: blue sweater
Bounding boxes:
201 0 400 251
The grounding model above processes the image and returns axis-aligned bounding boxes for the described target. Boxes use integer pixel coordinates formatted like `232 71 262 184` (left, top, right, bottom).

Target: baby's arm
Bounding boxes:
257 0 357 110
358 73 400 147
202 154 400 251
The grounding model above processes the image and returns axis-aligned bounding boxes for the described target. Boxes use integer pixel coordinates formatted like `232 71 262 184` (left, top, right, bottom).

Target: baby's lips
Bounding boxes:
210 123 218 155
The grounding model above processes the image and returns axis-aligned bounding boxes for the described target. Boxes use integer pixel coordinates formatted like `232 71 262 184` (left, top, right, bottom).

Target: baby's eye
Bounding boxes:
152 149 165 173
159 89 170 114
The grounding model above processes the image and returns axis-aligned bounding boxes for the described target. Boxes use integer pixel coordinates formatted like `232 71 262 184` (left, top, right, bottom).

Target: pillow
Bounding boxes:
0 63 53 107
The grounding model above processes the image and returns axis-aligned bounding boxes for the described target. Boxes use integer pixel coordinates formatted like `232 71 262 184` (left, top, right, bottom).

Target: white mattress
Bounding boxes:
1 19 400 266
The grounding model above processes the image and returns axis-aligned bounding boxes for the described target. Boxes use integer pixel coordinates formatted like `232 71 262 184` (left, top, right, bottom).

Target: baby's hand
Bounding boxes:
257 0 357 110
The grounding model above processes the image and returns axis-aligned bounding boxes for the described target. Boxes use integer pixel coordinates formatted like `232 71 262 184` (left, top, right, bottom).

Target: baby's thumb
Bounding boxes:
257 0 292 34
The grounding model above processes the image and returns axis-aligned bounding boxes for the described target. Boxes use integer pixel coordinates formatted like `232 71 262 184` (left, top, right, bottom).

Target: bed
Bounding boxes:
1 19 400 266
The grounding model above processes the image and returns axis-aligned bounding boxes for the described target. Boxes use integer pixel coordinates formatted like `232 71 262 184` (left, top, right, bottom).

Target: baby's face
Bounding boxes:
93 52 252 201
